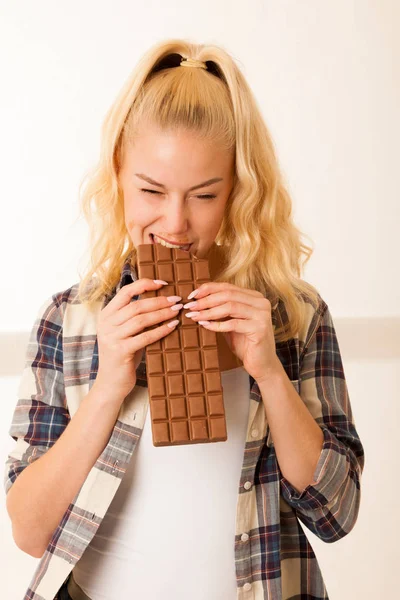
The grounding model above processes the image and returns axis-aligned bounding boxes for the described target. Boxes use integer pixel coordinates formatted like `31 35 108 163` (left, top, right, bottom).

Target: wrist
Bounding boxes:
91 377 133 404
255 360 285 386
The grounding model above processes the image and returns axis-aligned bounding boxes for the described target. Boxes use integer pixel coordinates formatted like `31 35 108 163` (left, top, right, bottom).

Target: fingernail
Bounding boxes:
170 303 183 311
188 288 200 300
154 279 168 285
183 301 197 309
167 296 182 302
167 319 179 328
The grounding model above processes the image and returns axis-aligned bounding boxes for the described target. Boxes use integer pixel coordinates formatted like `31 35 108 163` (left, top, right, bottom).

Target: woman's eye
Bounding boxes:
140 189 215 200
140 189 160 195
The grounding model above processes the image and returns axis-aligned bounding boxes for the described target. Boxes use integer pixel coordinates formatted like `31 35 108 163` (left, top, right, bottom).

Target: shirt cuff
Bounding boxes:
280 426 350 511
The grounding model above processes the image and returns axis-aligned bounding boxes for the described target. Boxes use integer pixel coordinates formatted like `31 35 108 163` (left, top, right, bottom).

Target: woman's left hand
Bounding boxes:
183 282 283 383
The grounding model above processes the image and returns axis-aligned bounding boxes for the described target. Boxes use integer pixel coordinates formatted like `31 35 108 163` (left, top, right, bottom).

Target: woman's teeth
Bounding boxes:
152 234 191 250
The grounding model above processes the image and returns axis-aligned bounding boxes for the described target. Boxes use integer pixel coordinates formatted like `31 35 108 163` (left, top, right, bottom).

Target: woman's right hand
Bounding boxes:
94 278 183 403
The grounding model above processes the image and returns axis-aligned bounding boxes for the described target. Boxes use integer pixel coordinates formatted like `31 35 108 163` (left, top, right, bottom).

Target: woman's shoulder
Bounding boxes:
297 281 327 313
297 284 330 347
37 278 106 323
274 282 328 347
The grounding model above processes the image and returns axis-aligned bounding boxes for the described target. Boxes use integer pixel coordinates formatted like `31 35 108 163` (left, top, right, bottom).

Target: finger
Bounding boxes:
113 293 182 326
102 279 168 316
185 290 269 311
119 303 183 339
126 318 180 354
198 318 252 334
192 282 264 300
187 300 260 323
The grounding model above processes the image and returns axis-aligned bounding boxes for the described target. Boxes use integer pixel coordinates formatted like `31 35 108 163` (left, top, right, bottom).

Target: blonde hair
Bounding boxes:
77 38 321 342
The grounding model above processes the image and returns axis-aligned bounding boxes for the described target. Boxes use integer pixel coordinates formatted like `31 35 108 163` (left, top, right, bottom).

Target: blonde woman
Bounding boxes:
5 39 364 600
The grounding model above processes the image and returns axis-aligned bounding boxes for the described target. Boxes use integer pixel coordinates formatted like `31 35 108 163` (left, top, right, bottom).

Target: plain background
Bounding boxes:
1 1 399 598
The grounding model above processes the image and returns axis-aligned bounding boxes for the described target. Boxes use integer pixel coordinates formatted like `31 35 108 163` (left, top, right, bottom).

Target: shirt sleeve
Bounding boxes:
3 295 70 496
279 300 365 542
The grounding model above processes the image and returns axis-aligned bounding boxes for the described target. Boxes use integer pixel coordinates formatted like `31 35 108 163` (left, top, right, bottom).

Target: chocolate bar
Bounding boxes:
136 243 227 447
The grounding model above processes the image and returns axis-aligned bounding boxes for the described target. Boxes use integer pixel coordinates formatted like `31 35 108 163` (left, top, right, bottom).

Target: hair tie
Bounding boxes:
180 57 208 70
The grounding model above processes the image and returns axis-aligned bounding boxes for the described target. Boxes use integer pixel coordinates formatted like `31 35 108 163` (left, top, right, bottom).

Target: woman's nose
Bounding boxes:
162 208 188 230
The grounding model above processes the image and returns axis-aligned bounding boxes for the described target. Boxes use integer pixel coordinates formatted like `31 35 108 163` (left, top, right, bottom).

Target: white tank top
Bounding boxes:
69 366 250 600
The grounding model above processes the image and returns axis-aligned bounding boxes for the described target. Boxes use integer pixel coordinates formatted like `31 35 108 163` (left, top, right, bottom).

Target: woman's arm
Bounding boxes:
6 380 126 558
257 366 324 494
256 302 365 543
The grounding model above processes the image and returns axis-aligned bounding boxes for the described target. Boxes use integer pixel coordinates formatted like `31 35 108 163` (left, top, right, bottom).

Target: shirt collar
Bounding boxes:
115 252 138 295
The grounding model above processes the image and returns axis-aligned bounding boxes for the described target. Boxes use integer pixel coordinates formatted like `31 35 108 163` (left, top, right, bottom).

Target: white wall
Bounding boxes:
1 1 398 598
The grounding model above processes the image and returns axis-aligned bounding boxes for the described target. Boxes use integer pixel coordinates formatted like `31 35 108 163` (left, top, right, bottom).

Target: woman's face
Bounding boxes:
118 121 235 259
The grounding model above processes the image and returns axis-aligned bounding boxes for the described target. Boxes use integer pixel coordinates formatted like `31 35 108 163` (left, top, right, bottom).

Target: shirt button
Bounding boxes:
244 481 252 490
251 428 258 438
243 582 252 591
241 533 249 542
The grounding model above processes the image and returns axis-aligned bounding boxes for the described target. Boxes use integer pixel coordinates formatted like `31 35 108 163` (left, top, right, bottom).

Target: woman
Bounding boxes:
4 39 364 600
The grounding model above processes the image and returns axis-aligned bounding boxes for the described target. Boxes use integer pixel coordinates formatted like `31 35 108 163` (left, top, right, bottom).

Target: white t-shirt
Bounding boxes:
69 366 250 600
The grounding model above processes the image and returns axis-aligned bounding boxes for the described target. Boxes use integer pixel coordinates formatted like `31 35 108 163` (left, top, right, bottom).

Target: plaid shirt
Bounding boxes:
4 254 364 600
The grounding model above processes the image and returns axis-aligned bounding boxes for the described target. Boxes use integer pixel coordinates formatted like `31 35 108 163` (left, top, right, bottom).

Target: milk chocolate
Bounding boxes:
137 243 227 447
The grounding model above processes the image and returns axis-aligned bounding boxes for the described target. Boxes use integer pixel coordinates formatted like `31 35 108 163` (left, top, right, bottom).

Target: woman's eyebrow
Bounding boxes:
135 173 223 191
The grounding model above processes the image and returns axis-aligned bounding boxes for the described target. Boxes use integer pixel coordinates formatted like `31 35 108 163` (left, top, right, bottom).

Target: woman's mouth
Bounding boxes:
150 233 193 252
